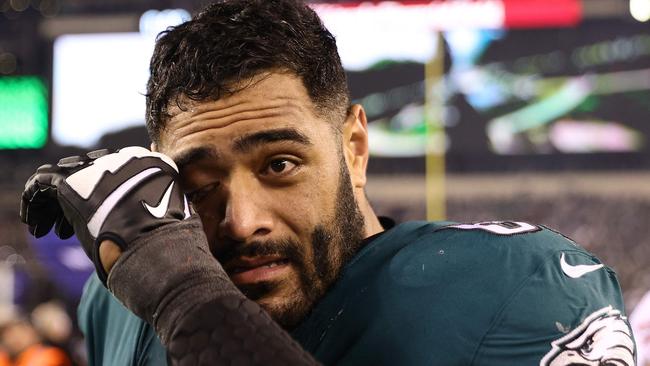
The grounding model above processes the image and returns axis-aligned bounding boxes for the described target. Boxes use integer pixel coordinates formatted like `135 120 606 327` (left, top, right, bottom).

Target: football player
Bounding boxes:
21 1 635 365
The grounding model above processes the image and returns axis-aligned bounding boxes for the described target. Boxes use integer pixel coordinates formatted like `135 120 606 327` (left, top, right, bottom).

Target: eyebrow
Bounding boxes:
232 128 312 153
173 146 219 172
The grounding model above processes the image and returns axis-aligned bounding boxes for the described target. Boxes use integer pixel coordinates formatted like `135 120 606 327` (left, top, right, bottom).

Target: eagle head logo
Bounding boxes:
541 306 635 366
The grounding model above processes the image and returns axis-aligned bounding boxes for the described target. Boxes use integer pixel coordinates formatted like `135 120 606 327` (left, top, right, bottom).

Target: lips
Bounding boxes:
224 256 291 285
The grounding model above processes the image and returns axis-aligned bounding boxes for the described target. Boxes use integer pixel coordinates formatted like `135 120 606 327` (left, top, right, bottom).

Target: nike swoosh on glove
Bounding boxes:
20 146 191 285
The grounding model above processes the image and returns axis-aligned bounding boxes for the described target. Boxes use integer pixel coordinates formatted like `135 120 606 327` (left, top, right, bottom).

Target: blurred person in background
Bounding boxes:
0 309 71 366
30 301 75 364
0 305 17 366
20 0 636 365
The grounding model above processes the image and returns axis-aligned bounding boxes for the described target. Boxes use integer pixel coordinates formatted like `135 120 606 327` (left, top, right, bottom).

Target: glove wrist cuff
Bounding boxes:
107 216 239 344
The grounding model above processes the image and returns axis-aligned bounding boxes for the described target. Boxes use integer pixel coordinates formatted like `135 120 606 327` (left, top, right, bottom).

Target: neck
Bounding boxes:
356 192 384 239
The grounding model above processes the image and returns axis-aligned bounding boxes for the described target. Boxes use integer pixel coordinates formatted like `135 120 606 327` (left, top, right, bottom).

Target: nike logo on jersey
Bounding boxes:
560 253 603 278
87 167 162 237
143 181 175 219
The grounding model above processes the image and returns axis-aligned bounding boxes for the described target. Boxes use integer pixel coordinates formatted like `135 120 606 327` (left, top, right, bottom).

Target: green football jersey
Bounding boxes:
77 220 634 365
291 220 634 365
78 274 168 366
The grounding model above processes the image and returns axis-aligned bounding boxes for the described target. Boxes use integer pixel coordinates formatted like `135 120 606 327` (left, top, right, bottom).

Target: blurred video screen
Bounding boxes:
50 3 650 170
347 27 650 155
51 9 190 148
456 27 650 156
52 32 155 148
337 22 650 171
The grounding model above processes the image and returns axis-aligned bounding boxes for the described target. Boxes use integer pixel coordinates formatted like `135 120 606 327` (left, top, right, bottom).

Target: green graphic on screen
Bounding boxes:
0 76 48 149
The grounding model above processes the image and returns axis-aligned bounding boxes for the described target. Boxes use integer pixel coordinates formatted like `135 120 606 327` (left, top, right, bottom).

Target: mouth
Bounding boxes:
225 256 292 285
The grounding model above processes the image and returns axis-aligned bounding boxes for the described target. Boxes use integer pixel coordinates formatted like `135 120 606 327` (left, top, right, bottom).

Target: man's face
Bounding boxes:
157 72 366 328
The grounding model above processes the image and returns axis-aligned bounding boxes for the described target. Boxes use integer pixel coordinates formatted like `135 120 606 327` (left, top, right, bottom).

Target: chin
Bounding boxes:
255 285 311 330
234 266 325 329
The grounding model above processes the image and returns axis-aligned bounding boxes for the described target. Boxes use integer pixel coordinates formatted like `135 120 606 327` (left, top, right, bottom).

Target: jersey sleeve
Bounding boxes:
472 250 635 366
136 325 168 366
78 273 169 366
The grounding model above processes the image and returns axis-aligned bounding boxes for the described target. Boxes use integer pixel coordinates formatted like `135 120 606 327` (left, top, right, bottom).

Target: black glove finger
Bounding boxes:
86 148 111 160
20 168 68 240
29 213 57 238
35 163 57 173
20 181 47 225
20 189 32 225
21 166 57 219
57 155 89 169
54 215 75 239
22 182 59 226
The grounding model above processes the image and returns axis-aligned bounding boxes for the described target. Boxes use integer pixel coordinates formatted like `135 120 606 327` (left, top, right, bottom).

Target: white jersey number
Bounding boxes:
447 221 540 235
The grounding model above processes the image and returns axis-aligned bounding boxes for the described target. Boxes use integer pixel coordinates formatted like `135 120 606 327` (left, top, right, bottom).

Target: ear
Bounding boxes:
342 104 370 189
150 142 158 152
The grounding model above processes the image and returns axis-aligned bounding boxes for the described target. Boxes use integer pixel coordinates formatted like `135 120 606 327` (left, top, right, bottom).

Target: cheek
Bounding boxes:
278 168 340 234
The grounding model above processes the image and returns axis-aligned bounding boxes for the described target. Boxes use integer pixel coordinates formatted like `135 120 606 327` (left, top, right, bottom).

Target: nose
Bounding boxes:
217 174 274 243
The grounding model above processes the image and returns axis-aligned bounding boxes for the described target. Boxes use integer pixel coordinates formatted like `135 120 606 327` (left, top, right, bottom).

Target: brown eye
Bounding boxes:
270 160 288 173
264 158 298 176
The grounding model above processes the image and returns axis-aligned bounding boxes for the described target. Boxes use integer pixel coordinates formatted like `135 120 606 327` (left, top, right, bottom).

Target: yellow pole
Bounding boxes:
424 32 446 221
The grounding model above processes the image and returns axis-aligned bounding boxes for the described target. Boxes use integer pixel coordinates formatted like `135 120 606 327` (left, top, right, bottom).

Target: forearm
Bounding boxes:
106 217 319 365
165 293 317 365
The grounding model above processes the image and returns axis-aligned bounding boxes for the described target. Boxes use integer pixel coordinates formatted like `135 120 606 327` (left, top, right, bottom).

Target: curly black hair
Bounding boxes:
145 0 350 144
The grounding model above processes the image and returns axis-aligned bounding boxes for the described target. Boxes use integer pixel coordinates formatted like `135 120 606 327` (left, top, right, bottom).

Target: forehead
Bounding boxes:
158 72 332 160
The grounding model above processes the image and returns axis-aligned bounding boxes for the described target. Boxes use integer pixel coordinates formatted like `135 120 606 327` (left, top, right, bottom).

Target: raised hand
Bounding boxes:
20 146 190 284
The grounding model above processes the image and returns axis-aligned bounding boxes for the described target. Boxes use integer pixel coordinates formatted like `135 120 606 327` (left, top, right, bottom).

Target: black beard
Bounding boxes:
229 163 366 329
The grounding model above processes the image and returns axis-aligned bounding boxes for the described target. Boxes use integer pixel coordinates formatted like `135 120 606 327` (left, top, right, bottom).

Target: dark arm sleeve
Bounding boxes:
166 295 316 365
106 216 320 366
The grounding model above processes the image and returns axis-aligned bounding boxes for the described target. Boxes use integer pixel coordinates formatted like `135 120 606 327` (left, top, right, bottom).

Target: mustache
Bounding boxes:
218 238 305 265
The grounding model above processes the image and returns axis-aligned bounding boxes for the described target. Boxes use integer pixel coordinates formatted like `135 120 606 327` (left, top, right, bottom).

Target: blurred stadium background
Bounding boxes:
1 0 650 364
